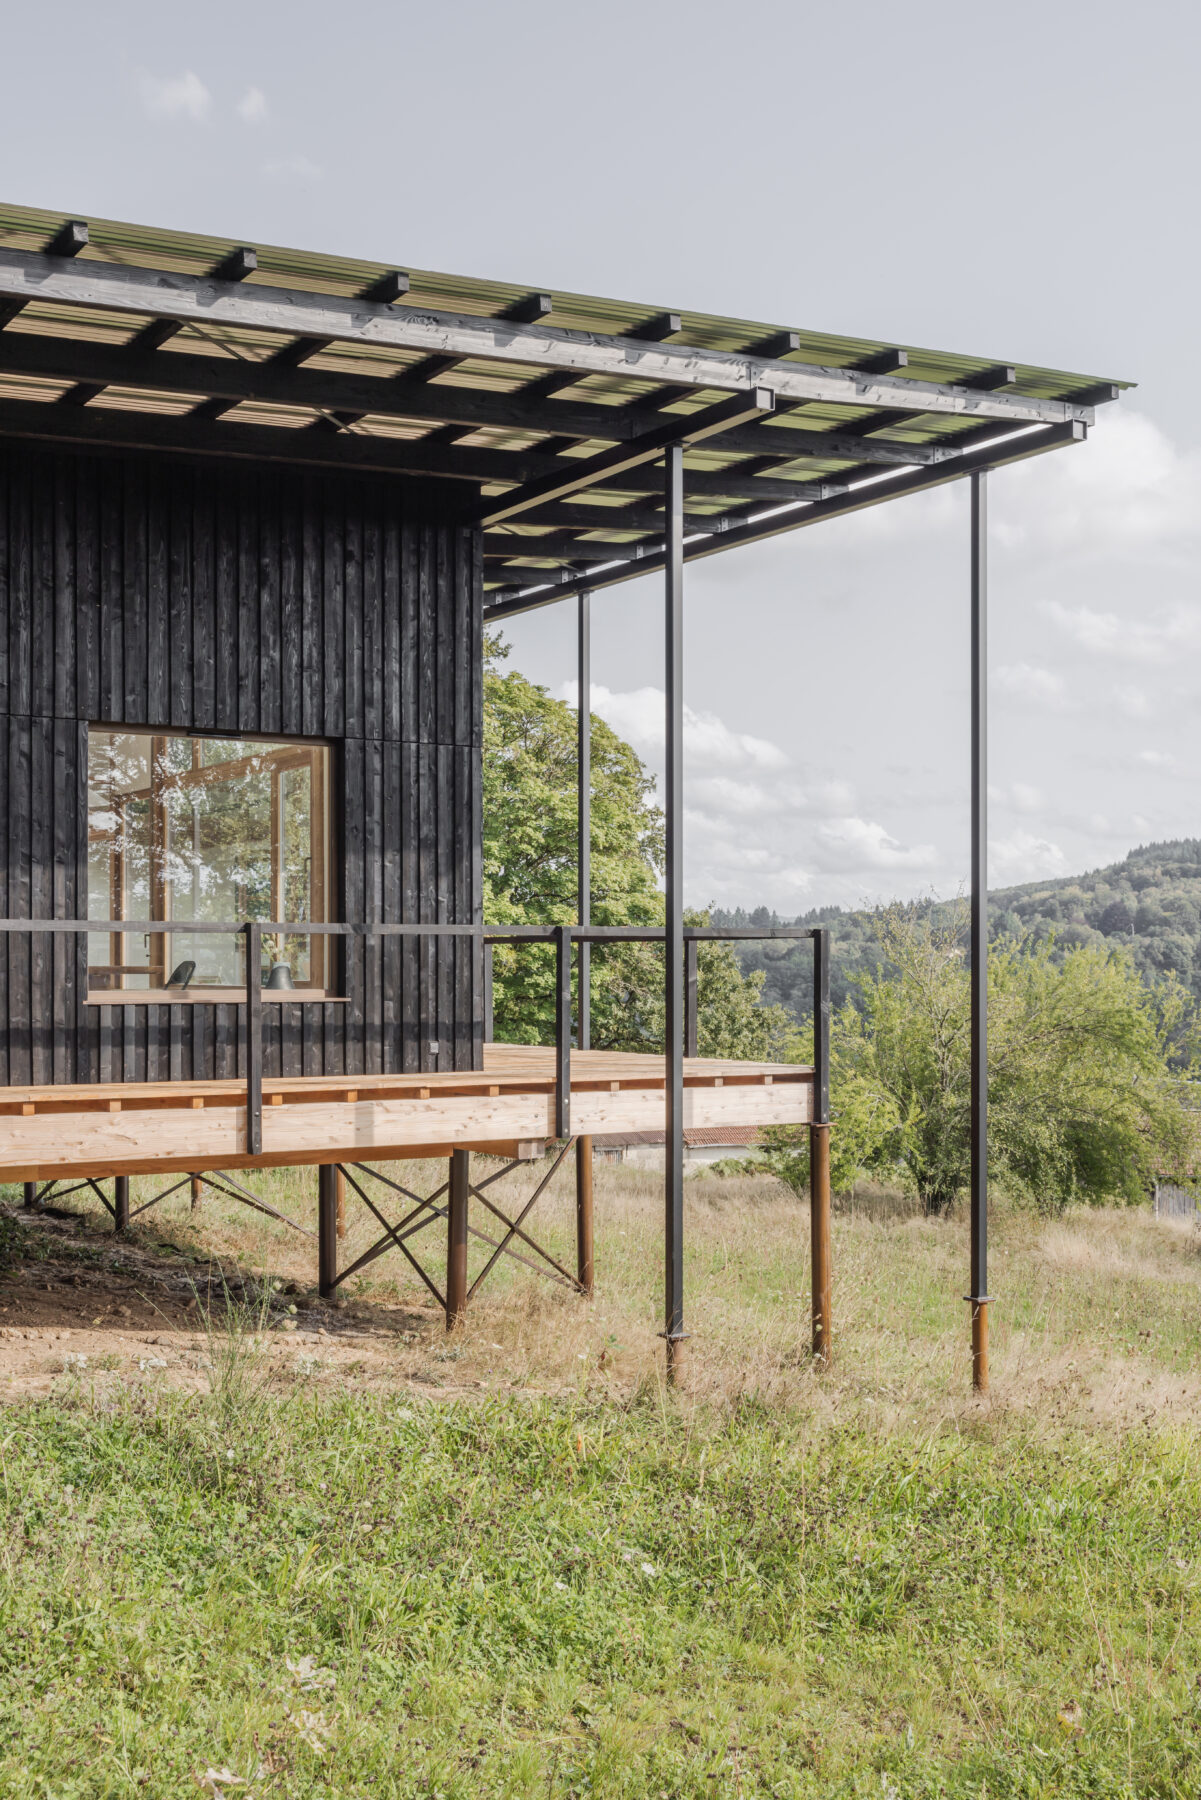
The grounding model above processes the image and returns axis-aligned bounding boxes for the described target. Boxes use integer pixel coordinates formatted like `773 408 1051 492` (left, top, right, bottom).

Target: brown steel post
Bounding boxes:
576 1137 594 1295
190 1176 203 1211
809 1123 832 1362
113 1176 130 1234
318 1164 339 1299
446 1148 470 1330
22 1181 37 1210
972 1299 989 1392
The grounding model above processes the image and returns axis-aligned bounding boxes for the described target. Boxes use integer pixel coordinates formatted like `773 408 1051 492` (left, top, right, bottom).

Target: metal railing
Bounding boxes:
0 918 829 1155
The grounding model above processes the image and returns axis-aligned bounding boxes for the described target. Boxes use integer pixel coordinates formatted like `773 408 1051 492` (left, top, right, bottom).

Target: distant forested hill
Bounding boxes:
713 840 1201 1024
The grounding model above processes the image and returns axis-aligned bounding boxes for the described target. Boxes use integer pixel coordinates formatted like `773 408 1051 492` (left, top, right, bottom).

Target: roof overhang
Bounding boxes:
0 203 1130 619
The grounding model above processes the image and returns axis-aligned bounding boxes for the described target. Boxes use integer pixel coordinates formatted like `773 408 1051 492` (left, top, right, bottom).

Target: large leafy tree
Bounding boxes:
764 902 1194 1212
483 635 793 1058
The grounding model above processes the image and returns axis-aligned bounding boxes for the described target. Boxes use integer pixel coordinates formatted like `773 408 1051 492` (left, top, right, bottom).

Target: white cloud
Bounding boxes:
140 70 211 121
993 662 1065 705
237 86 269 123
564 682 788 771
1138 748 1176 769
814 818 938 873
989 782 1044 813
1046 600 1201 662
262 154 323 181
989 831 1068 882
993 410 1201 561
1113 684 1150 719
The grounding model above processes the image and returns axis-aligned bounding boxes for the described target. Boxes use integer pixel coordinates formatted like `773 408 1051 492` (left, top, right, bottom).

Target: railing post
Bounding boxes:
554 924 572 1139
244 921 262 1156
810 928 831 1361
685 937 699 1059
446 1147 470 1329
318 1163 339 1299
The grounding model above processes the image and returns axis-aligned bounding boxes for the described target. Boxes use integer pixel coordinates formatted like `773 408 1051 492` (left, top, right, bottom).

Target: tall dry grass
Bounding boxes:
37 1153 1201 1430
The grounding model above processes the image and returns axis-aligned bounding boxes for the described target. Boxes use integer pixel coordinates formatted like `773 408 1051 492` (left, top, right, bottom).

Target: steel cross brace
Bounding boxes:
328 1143 584 1313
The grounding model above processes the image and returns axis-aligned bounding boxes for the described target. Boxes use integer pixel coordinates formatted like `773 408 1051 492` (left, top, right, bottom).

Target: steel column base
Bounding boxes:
809 1122 832 1362
969 1298 990 1392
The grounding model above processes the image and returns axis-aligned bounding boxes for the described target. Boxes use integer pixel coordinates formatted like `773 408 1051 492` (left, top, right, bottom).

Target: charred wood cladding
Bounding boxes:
0 442 482 1083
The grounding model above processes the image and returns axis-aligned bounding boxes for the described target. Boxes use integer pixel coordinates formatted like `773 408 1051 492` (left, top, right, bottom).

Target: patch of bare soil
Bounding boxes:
0 1201 457 1402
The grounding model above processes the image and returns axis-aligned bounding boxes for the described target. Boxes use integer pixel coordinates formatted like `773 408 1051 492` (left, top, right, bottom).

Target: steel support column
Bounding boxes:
810 928 832 1360
318 1164 339 1299
113 1176 130 1233
664 444 686 1380
576 589 595 1294
446 1147 470 1329
969 472 990 1392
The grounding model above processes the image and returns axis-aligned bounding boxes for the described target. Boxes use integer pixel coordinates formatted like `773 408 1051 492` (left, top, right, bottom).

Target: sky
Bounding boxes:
2 0 1198 913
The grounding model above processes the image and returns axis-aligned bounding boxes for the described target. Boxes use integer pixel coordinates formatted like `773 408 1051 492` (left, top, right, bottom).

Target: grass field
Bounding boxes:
2 1158 1201 1797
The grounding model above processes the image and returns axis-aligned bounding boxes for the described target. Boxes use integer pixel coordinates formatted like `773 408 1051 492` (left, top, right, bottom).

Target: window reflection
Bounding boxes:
87 730 330 993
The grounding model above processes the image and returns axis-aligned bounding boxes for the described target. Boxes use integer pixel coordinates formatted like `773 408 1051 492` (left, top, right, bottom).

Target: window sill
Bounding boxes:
85 988 346 1007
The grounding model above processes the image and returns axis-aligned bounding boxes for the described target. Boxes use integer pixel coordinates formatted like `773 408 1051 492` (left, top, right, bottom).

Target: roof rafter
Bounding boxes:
478 389 777 526
483 423 1087 619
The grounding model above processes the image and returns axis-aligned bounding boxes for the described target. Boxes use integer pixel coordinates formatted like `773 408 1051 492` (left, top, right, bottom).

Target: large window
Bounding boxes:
87 730 331 995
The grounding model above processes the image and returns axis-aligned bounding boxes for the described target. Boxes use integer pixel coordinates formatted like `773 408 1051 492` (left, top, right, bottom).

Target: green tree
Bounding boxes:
763 902 1194 1212
483 635 793 1058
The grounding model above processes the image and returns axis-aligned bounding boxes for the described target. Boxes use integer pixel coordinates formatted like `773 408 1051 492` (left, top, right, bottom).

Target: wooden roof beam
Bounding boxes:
0 218 88 331
477 388 776 526
0 247 1098 427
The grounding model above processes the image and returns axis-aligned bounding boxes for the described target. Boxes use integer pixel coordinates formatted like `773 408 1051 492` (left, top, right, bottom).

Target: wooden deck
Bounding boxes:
0 1044 814 1181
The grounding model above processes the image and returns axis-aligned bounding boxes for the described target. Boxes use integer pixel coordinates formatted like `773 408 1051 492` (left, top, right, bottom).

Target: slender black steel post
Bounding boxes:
969 472 990 1393
318 1163 339 1299
244 921 263 1156
810 929 831 1360
113 1176 130 1234
22 1181 37 1211
664 444 686 1380
554 924 572 1139
576 590 595 1292
446 1148 470 1329
577 590 592 1051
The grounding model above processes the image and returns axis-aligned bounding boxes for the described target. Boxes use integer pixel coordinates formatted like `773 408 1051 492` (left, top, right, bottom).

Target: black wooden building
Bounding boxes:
0 447 480 1086
0 201 1126 1370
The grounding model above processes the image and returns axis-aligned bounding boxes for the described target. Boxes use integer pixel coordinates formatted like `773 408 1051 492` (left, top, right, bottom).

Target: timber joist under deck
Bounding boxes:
0 1045 813 1182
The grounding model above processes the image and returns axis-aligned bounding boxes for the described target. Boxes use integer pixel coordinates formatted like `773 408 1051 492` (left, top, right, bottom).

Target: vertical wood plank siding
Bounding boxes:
0 443 482 1084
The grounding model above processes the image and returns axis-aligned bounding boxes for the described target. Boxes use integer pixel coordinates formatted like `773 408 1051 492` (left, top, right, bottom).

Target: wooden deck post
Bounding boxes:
809 1123 832 1362
113 1176 130 1233
446 1148 470 1329
576 1137 594 1295
318 1164 339 1299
